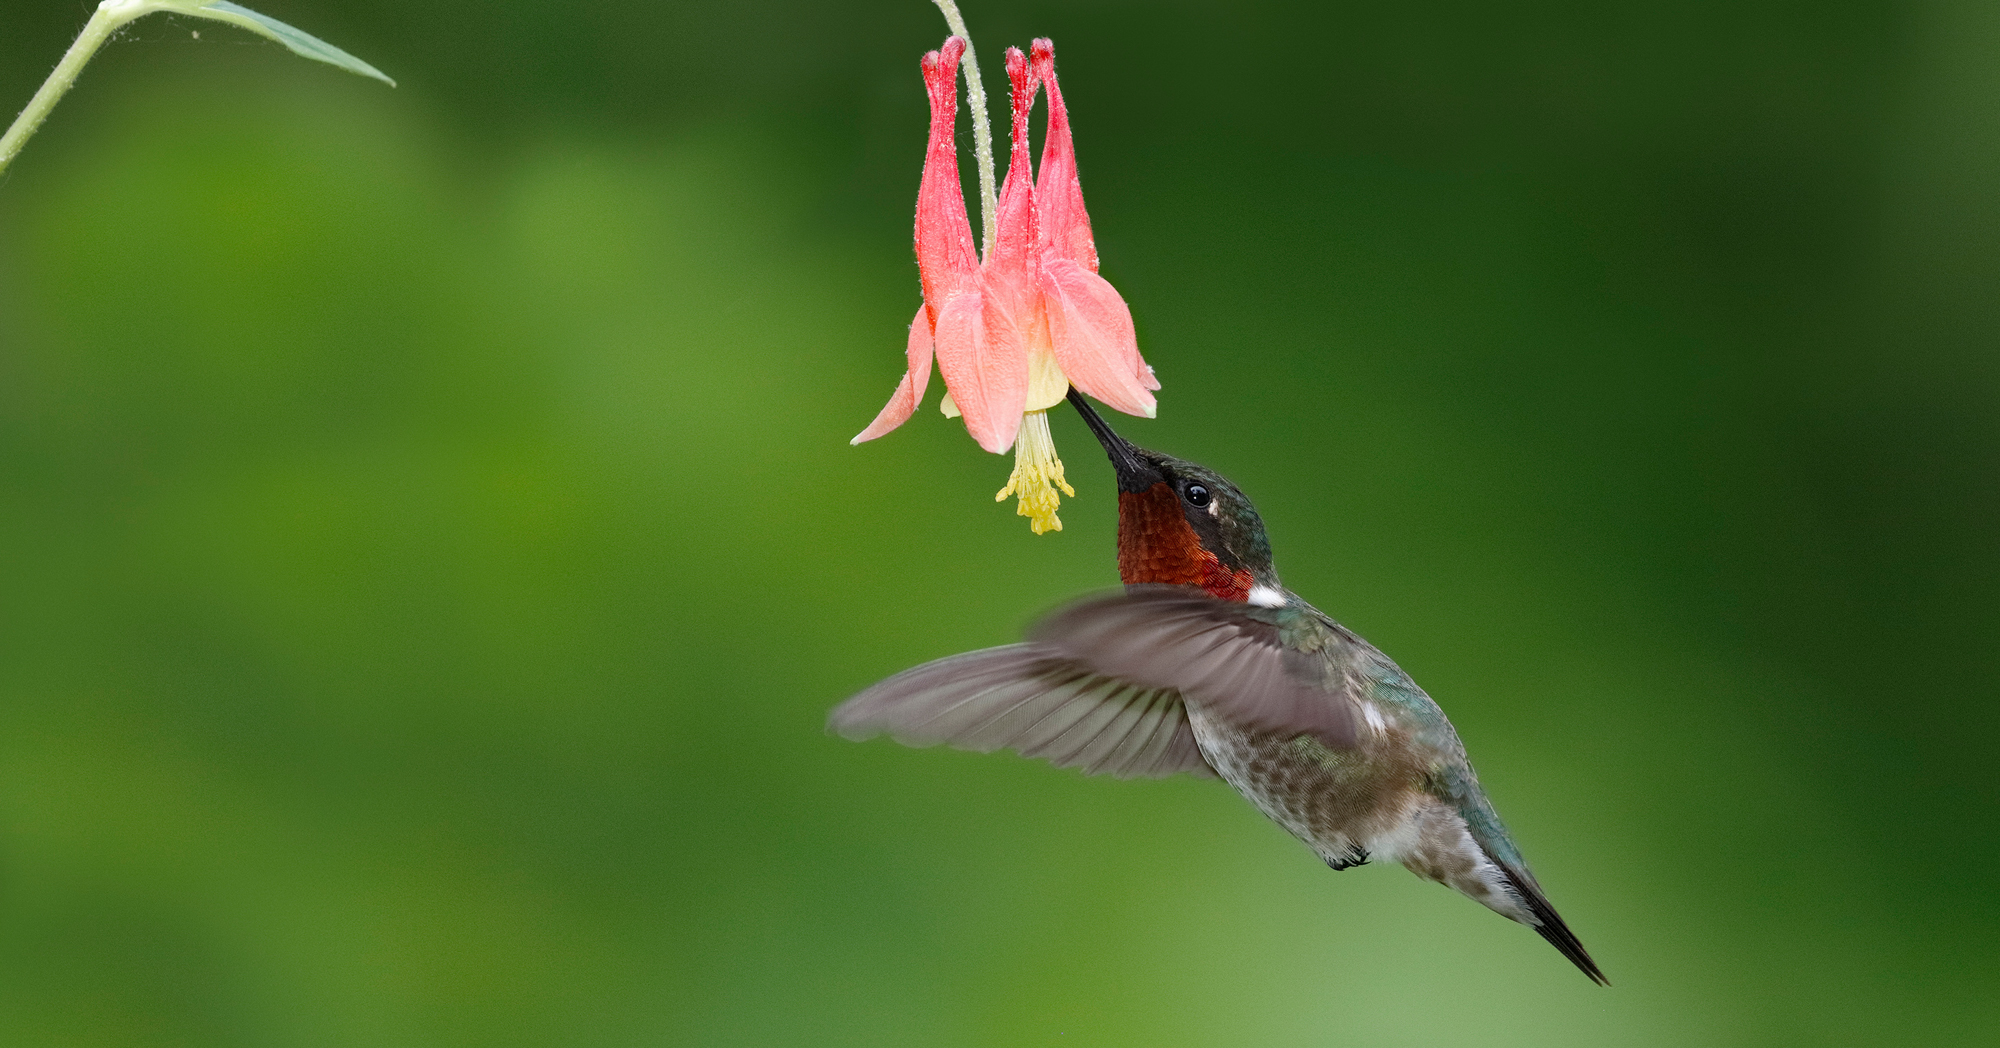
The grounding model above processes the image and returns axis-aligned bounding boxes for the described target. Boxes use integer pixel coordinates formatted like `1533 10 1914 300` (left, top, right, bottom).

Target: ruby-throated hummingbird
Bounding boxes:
831 388 1607 984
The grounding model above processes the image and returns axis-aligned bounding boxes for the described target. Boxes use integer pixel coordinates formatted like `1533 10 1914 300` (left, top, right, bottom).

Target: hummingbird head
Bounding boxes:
1067 389 1280 602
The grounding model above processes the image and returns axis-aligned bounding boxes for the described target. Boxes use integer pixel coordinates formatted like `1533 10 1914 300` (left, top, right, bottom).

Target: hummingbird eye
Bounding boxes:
1183 483 1212 508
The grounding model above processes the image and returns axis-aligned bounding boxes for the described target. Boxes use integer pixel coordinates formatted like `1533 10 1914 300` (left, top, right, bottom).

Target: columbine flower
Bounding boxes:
852 36 1159 533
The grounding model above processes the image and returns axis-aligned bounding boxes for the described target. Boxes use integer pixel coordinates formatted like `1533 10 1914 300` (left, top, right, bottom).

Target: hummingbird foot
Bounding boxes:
1324 845 1371 871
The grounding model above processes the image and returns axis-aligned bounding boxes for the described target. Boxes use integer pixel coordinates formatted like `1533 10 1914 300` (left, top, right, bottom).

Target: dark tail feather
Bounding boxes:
1503 870 1609 986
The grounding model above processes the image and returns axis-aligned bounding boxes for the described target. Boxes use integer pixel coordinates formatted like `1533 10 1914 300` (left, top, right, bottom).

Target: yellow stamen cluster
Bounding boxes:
995 409 1075 534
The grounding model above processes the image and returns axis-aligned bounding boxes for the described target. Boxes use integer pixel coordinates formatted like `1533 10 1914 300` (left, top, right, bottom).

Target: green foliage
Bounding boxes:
191 3 396 87
1 0 389 177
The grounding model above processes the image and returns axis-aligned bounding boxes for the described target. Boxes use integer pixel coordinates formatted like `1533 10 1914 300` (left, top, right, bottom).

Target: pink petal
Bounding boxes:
1030 39 1098 272
851 305 935 444
988 47 1040 273
981 48 1044 357
932 291 1026 453
1040 256 1156 418
916 38 980 314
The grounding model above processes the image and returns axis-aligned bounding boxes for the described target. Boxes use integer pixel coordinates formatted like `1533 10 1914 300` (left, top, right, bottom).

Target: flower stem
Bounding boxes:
0 0 153 178
929 0 997 258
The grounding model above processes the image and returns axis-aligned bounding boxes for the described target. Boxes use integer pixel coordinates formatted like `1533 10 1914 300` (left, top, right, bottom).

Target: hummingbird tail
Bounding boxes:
1500 869 1609 986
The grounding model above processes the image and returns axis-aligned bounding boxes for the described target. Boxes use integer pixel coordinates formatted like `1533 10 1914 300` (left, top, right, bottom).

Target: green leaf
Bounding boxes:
191 2 396 87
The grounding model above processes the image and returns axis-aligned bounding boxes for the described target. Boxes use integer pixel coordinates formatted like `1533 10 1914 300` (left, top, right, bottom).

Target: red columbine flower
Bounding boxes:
852 36 1159 533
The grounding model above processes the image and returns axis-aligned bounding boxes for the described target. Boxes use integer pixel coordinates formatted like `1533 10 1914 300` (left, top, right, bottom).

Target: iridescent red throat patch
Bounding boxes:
1116 484 1253 602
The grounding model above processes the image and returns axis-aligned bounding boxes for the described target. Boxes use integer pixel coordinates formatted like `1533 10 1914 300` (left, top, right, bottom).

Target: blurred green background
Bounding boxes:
3 0 1996 1044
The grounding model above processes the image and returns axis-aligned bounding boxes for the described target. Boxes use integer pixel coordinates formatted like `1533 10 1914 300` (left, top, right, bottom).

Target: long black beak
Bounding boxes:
1066 388 1157 492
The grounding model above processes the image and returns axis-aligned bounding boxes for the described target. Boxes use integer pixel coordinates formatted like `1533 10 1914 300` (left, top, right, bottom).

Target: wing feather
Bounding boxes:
1029 586 1361 748
1050 684 1150 770
829 644 1214 779
1090 689 1171 775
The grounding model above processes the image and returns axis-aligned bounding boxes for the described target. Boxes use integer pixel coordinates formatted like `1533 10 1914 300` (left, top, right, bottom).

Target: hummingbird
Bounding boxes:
831 388 1607 985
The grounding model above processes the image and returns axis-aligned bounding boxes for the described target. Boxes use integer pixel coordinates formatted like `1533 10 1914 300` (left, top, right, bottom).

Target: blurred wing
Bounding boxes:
1029 586 1362 748
829 645 1215 779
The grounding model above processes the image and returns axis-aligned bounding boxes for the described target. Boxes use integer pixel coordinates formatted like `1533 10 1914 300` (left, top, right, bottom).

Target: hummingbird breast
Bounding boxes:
1185 701 1530 921
1186 703 1425 868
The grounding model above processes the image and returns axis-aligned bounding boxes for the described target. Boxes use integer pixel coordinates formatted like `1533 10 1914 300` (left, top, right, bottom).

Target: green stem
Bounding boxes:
930 0 996 259
0 0 154 178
